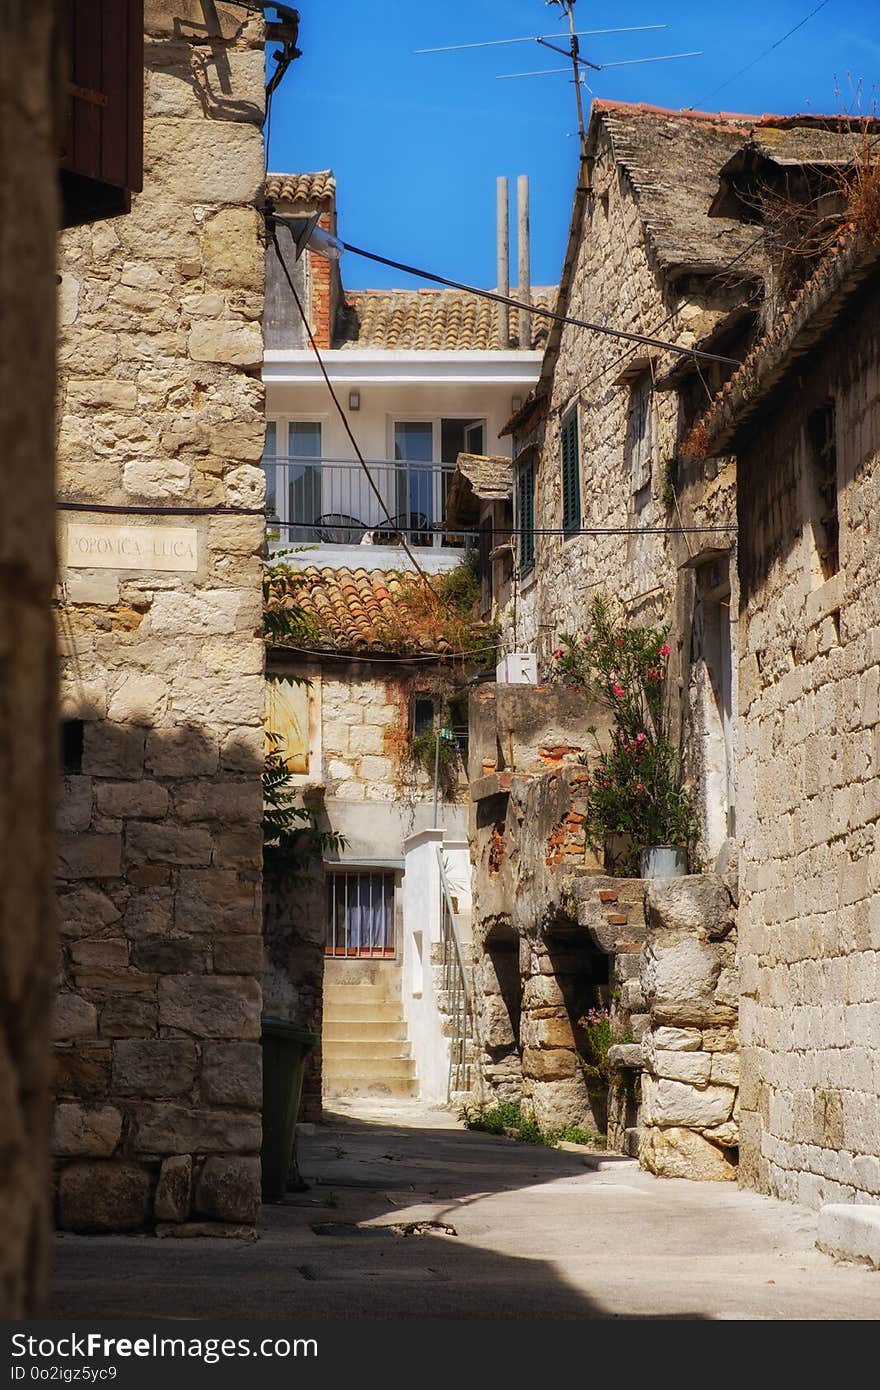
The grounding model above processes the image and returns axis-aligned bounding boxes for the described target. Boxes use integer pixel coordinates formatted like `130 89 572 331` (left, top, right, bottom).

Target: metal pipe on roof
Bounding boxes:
496 176 510 348
517 174 531 350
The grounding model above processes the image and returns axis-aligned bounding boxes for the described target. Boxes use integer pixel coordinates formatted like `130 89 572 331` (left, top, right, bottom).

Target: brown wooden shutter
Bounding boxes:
60 0 143 223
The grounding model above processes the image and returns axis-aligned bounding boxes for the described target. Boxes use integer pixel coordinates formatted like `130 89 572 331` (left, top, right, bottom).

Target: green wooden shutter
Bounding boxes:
561 408 580 533
518 462 535 574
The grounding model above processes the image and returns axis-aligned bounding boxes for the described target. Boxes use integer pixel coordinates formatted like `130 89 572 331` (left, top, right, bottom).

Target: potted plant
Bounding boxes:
549 596 695 877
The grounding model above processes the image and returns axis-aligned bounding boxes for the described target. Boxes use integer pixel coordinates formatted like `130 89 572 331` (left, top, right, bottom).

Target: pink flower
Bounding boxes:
553 648 564 660
610 683 625 699
658 642 671 658
635 732 647 743
636 783 644 793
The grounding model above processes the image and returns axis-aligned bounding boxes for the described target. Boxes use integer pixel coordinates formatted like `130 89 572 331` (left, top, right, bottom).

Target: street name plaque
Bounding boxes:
64 521 199 572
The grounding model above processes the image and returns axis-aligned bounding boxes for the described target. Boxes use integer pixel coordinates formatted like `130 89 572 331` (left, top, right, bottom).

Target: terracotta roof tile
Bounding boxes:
265 566 456 655
264 170 336 205
335 288 555 351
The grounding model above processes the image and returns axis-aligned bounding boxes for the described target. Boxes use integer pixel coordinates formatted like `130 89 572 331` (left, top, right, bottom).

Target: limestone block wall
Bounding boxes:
0 2 60 1317
53 3 267 1232
639 873 740 1181
504 129 741 865
736 288 880 1206
507 132 739 667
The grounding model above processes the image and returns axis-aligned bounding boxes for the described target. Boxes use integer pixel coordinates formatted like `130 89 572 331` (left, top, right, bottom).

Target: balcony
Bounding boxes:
263 457 466 557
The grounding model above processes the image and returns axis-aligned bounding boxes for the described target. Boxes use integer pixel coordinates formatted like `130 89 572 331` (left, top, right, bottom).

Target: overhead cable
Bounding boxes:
339 240 741 368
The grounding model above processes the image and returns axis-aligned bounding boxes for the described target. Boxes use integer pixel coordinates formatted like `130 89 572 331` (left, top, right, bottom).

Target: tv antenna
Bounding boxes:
416 2 702 157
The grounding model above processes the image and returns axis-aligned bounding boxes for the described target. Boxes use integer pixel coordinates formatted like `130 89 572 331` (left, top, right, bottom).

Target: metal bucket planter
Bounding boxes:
639 845 688 878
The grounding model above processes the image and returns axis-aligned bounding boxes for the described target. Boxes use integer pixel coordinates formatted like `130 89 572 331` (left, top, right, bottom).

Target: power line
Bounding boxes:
269 226 437 596
339 240 742 368
688 0 833 110
269 522 736 538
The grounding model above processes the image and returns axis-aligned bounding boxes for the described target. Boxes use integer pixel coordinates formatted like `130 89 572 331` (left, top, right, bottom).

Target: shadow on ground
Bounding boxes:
51 1103 703 1319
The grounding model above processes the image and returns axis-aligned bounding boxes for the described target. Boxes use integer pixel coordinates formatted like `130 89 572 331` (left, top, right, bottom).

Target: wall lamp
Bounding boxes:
274 211 344 262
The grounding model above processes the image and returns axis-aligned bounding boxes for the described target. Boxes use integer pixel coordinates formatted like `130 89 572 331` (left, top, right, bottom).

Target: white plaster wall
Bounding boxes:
401 829 472 1104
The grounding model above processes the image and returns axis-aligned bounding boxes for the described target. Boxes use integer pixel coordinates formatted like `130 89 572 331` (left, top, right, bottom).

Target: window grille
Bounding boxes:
325 871 395 958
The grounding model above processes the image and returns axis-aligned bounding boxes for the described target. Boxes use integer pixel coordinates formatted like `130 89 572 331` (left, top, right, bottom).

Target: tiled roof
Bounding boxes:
683 233 880 459
265 566 455 655
264 170 336 205
593 103 763 279
335 287 555 351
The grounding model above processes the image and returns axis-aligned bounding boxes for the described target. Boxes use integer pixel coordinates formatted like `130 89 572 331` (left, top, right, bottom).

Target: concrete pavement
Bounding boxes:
51 1099 880 1319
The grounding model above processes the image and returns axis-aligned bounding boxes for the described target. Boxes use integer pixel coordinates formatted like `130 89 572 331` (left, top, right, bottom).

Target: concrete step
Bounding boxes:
322 1020 408 1042
322 1056 417 1081
323 1040 413 1061
323 983 402 1006
322 1000 404 1024
324 1075 419 1099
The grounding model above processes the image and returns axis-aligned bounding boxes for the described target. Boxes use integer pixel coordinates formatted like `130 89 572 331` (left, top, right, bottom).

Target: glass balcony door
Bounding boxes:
263 420 322 543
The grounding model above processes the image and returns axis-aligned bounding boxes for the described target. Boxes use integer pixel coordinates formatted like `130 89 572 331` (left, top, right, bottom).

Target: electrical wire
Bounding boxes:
268 226 433 581
688 0 833 111
57 501 265 516
338 240 742 368
268 521 735 537
580 231 767 393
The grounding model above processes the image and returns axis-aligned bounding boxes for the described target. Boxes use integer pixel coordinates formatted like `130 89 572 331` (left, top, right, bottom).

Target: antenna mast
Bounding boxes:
556 2 587 156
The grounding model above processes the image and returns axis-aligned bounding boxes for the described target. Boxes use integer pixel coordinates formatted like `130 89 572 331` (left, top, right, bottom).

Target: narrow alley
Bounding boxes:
52 1101 880 1321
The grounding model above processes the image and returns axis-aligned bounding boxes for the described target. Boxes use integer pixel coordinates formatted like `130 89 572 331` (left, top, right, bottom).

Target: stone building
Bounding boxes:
685 229 880 1209
53 1 269 1234
463 103 872 1186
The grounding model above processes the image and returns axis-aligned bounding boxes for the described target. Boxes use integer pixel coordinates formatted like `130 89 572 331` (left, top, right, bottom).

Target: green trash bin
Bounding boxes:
260 1015 316 1202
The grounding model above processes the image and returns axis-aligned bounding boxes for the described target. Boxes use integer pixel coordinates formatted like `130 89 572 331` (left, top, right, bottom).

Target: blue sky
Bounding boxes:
266 1 879 291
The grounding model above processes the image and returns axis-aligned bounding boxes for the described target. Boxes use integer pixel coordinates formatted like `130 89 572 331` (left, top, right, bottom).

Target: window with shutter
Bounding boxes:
627 374 654 494
59 0 144 227
517 460 535 576
561 406 580 534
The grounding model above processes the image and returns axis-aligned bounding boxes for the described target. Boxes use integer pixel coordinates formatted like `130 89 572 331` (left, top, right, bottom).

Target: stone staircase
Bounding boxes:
322 958 418 1100
431 909 478 1108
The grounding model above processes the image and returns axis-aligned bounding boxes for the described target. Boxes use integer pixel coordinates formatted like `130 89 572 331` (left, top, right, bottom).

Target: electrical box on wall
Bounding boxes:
496 653 538 685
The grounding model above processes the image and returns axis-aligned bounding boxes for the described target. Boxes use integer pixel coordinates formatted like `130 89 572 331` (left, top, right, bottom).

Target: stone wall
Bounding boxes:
53 3 267 1233
639 871 740 1181
262 865 324 1124
504 125 741 866
736 280 880 1206
0 2 60 1317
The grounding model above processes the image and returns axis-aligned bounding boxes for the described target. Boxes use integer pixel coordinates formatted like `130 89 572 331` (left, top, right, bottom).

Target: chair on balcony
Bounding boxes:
370 511 431 546
314 513 368 545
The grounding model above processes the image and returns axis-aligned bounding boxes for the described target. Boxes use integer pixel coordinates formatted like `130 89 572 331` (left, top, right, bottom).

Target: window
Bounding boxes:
326 871 395 957
627 374 654 494
263 419 323 542
266 677 312 777
807 402 839 581
561 406 580 533
412 697 436 737
60 0 144 227
517 457 535 575
394 418 486 546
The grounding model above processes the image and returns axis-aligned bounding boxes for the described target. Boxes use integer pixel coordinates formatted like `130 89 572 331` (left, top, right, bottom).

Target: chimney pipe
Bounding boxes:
517 174 531 350
496 176 510 349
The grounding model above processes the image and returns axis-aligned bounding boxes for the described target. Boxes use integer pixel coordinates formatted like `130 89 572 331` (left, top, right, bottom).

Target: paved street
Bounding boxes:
52 1100 880 1320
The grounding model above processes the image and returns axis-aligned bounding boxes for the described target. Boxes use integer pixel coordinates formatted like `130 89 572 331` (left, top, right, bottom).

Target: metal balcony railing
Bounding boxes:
262 456 466 548
437 848 474 1100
